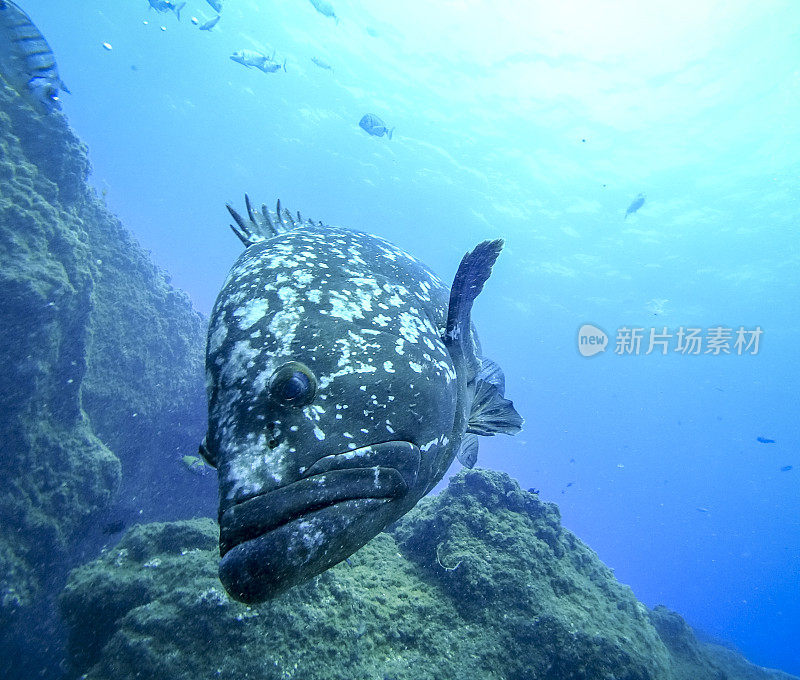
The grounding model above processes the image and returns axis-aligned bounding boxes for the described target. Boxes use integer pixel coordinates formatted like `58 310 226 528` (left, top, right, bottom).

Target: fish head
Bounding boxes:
27 77 61 113
204 229 458 602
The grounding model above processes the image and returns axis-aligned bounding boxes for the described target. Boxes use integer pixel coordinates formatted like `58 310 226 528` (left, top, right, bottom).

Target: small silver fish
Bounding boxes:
624 193 645 219
147 0 186 20
257 58 285 74
311 56 333 73
0 1 69 113
230 49 268 69
230 49 285 74
308 0 338 23
359 113 394 140
199 15 220 31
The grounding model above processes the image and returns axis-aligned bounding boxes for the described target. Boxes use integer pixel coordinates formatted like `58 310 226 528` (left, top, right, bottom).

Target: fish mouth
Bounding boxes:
218 441 420 557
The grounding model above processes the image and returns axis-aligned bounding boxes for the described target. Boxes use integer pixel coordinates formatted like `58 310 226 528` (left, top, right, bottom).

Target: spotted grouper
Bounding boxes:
201 195 523 602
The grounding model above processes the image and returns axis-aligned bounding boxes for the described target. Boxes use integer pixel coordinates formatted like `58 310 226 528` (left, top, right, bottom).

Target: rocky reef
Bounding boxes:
0 76 211 676
1 71 795 680
60 469 795 680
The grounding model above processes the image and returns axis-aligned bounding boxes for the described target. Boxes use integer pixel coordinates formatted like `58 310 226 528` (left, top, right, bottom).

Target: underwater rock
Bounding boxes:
0 76 121 628
649 606 799 680
0 73 209 675
391 468 672 679
60 469 796 680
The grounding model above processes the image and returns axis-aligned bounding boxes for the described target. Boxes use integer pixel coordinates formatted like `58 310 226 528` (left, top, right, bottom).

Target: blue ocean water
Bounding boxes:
18 0 799 673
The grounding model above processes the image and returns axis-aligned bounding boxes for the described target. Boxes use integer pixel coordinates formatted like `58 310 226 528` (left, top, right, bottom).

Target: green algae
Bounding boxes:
60 471 668 680
60 470 797 680
0 81 121 624
0 75 207 664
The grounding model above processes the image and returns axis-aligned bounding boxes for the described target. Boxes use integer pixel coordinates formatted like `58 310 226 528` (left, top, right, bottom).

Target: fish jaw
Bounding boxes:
220 498 390 602
218 441 421 602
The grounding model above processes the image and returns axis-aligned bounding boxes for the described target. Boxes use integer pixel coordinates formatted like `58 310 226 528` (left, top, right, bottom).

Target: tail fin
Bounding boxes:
283 58 287 72
175 2 186 20
387 127 394 140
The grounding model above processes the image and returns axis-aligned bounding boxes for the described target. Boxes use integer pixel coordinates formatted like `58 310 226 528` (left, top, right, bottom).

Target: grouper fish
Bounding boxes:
201 195 523 602
0 0 69 113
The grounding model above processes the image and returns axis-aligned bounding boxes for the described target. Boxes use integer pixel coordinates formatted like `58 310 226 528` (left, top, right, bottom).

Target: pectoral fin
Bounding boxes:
476 356 506 395
456 434 479 468
467 379 523 436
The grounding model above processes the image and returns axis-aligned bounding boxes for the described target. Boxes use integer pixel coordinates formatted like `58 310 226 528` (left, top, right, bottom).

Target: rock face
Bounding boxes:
0 77 212 676
649 606 799 680
59 469 796 680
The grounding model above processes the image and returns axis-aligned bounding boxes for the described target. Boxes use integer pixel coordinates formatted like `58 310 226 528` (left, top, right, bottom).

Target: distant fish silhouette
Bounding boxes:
101 519 125 535
230 49 285 74
311 56 333 73
308 0 338 23
182 455 210 475
359 113 393 139
757 436 776 444
199 15 220 30
624 193 645 219
780 465 792 472
147 0 186 19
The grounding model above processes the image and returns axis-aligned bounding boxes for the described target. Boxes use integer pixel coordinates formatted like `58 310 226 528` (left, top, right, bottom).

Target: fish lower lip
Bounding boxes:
219 441 420 556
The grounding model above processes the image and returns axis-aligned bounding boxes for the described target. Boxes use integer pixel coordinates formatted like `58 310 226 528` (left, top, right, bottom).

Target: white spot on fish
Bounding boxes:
234 298 269 329
208 322 228 354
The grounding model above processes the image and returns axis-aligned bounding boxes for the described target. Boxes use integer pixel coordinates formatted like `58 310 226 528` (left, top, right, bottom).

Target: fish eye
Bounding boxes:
268 362 316 407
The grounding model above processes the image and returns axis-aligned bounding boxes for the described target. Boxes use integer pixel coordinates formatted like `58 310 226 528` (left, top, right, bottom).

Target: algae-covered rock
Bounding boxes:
61 470 797 680
0 74 210 675
649 606 798 680
0 79 121 624
392 468 673 680
61 518 476 680
60 471 663 680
